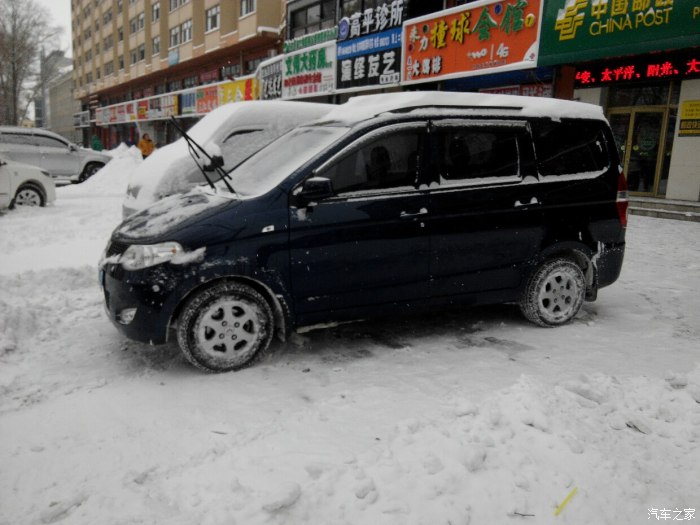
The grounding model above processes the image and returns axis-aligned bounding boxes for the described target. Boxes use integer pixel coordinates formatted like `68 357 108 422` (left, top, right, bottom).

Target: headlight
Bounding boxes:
120 242 184 270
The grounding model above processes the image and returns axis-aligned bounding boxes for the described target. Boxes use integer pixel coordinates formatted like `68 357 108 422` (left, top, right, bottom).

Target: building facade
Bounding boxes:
49 71 83 144
71 0 699 202
71 0 285 146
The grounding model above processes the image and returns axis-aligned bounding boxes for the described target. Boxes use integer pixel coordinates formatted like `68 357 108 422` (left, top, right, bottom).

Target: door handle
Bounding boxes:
400 208 428 219
514 197 540 207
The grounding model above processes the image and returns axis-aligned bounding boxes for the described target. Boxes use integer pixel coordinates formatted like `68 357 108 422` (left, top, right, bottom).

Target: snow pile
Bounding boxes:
64 143 142 196
0 156 699 525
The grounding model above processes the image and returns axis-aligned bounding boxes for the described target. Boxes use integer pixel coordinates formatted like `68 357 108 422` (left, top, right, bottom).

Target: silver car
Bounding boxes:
0 126 111 183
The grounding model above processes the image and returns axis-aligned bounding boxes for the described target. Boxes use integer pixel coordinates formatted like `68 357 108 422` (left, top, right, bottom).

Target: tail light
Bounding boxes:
616 169 629 228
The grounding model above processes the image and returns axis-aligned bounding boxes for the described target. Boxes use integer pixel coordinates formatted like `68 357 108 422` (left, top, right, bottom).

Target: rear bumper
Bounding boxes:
597 241 625 289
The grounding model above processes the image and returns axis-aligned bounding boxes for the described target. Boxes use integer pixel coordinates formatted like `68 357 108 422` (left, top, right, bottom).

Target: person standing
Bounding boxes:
137 133 155 159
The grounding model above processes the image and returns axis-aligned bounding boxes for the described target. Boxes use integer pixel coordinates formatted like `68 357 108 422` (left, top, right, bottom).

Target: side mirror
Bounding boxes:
203 155 224 172
298 177 334 204
69 144 77 152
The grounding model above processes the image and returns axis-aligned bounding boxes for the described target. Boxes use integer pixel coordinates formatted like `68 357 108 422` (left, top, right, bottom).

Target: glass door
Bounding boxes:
608 109 665 195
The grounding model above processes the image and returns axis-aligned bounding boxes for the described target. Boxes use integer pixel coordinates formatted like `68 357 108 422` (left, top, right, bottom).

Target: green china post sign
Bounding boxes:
539 0 700 66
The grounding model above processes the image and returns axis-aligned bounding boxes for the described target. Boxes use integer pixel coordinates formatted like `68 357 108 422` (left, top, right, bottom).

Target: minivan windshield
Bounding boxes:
217 125 349 198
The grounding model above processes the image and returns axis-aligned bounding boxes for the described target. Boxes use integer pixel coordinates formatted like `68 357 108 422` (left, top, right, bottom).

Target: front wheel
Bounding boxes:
177 282 274 372
10 184 44 208
78 162 103 182
520 258 585 327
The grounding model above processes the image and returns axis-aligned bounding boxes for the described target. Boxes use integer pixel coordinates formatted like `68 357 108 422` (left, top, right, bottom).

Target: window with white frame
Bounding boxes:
152 35 160 55
169 26 180 47
152 1 160 22
241 0 255 16
181 19 192 42
138 43 145 61
129 12 144 33
205 5 220 32
169 0 189 11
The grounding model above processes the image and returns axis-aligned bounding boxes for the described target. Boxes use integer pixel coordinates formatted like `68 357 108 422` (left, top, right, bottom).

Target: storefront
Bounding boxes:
540 1 700 202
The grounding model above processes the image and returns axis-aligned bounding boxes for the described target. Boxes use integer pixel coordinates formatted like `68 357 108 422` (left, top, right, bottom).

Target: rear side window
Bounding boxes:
532 119 610 176
432 124 523 186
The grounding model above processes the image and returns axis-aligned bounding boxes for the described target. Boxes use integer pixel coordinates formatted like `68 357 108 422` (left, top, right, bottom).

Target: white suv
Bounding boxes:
0 153 56 210
0 126 111 183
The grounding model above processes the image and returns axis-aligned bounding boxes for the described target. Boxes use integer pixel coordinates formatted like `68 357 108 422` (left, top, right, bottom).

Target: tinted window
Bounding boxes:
34 135 68 148
320 129 422 194
0 133 36 146
433 126 522 185
532 119 610 176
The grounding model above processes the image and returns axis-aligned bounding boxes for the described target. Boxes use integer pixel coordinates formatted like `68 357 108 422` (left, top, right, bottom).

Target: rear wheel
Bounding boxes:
520 258 585 327
177 282 273 372
10 185 44 208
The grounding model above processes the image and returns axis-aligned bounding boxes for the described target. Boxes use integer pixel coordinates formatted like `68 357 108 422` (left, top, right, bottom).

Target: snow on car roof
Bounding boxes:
320 91 605 125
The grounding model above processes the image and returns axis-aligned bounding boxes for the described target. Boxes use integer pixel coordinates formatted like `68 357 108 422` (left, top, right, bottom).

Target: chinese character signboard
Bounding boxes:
220 78 257 105
679 100 700 137
137 100 149 120
283 42 336 99
574 49 700 88
196 86 219 114
401 0 542 85
336 0 405 92
540 0 700 66
181 90 197 115
259 56 283 100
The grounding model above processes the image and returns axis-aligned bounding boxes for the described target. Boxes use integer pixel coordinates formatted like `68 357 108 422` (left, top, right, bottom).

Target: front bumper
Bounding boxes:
100 263 179 345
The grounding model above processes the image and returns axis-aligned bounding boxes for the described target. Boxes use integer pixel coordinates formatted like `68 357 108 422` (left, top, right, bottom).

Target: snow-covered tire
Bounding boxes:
177 282 273 372
78 162 102 182
520 258 585 327
10 184 44 208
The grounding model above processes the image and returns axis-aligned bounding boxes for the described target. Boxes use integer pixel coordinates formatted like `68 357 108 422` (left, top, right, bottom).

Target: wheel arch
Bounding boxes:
169 275 290 343
81 161 105 179
11 180 47 207
533 241 598 299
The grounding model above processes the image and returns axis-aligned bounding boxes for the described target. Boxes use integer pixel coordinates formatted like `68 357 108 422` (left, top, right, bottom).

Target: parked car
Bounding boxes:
121 100 332 218
100 92 628 373
0 126 111 184
0 153 56 210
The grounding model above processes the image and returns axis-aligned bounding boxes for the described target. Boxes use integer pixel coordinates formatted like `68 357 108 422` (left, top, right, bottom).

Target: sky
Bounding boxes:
36 0 73 57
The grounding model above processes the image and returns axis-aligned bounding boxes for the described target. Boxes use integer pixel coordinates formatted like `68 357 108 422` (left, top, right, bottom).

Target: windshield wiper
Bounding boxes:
169 116 237 196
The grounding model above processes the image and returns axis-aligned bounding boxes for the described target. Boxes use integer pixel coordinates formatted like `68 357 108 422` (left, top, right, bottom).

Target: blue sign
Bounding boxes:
337 27 402 61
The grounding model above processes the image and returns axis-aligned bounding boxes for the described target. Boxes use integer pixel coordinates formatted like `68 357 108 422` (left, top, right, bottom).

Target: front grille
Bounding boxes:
106 240 129 257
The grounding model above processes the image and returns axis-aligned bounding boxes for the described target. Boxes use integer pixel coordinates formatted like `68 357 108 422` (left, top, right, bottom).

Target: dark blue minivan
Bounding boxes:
100 93 628 372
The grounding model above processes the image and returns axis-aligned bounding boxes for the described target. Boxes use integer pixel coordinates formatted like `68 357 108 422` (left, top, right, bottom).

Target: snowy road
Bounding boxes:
1 156 699 524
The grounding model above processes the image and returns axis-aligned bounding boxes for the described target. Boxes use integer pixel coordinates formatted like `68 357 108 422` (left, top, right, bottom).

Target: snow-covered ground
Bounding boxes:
1 148 699 525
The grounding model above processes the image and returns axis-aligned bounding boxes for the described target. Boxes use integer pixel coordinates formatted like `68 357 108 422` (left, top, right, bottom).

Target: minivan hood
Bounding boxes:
115 188 237 241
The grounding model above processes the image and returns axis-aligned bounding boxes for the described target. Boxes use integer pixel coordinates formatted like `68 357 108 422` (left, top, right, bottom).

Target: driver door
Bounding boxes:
289 123 430 322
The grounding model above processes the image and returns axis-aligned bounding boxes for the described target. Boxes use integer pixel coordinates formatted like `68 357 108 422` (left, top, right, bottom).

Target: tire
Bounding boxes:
78 162 103 182
520 258 585 327
177 282 274 372
10 184 44 208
